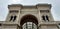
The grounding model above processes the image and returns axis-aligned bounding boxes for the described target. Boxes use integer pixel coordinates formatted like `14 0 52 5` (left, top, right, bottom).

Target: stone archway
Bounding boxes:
20 14 38 29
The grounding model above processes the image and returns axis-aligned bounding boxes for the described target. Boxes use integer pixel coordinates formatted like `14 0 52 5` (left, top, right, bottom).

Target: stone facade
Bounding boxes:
0 4 60 29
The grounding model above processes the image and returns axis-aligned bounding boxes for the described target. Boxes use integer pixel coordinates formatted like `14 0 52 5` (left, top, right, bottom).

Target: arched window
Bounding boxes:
46 15 49 21
42 15 46 21
10 15 17 22
0 23 2 26
13 16 17 21
42 15 49 21
20 14 38 29
10 16 13 21
59 23 60 25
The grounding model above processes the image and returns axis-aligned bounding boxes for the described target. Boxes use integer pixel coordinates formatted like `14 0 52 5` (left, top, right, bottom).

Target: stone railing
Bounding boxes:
38 21 60 26
0 21 18 24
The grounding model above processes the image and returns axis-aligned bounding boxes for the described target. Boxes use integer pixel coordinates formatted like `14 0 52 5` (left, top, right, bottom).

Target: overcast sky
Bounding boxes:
0 0 60 21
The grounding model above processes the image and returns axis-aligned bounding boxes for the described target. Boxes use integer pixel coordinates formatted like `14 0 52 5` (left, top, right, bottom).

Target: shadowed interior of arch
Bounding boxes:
20 14 38 26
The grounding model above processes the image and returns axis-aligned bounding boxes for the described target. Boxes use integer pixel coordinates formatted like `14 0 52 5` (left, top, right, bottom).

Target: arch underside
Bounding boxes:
20 14 38 26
